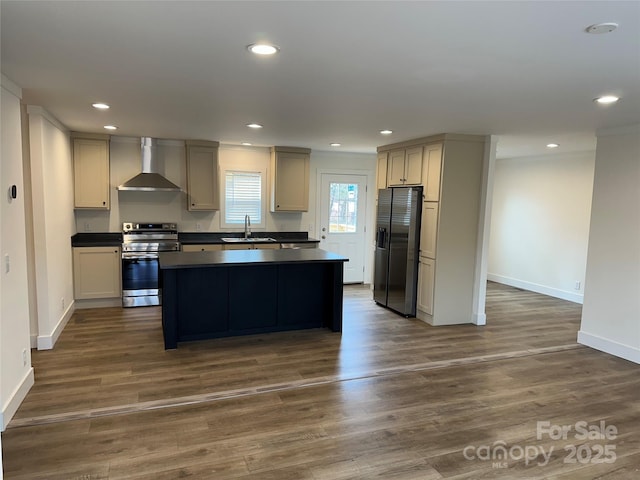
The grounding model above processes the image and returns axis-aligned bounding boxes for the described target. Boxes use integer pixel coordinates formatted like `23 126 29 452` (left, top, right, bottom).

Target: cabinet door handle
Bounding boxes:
103 201 106 205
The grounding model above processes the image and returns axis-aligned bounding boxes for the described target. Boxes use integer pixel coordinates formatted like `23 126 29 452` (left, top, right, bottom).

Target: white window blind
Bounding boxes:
224 171 262 224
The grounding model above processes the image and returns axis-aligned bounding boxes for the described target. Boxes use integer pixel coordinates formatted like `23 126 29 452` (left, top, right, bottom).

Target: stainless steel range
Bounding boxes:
122 222 180 307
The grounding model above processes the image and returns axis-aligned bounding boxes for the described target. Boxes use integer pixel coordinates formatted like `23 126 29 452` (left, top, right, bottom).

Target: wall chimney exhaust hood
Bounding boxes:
118 137 182 192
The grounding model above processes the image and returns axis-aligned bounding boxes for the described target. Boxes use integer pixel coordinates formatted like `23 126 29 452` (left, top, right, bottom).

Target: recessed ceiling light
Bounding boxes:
246 123 263 129
241 142 252 146
594 95 619 104
92 103 110 110
380 130 393 135
103 125 118 130
247 43 279 55
330 143 341 147
586 23 619 34
546 143 559 148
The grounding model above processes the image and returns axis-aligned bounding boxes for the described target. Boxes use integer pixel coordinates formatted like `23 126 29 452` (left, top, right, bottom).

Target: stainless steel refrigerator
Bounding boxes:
373 186 422 317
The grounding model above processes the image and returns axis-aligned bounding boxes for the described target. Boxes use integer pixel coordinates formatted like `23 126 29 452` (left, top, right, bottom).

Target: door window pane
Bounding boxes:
329 183 358 233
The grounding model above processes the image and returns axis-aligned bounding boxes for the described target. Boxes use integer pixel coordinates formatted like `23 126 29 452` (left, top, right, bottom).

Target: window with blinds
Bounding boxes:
224 171 262 224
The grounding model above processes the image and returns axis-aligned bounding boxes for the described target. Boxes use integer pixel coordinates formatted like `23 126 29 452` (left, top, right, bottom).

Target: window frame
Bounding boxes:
220 168 267 230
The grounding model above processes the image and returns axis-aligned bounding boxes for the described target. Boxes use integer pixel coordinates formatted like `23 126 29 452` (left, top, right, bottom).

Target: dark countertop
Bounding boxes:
159 248 348 269
71 233 122 247
71 231 319 247
179 231 319 245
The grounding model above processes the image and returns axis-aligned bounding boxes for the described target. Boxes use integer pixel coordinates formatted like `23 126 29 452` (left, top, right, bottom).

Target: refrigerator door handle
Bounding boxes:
377 227 387 248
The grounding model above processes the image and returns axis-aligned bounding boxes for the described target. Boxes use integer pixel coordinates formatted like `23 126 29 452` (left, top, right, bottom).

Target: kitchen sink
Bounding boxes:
221 237 277 243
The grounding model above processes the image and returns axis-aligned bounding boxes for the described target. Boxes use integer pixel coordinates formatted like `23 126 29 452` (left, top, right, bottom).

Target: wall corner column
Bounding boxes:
471 135 498 325
578 124 640 364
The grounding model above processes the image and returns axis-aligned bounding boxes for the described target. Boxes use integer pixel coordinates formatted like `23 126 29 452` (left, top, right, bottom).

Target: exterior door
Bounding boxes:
319 174 367 283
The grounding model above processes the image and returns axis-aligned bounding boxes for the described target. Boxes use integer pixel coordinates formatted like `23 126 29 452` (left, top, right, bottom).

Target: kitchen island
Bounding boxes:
159 249 348 349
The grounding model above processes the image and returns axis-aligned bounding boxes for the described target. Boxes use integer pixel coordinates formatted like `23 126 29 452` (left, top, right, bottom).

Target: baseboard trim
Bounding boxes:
74 297 122 309
487 273 583 304
577 331 640 365
1 367 35 431
416 309 479 326
473 313 487 325
37 299 75 350
30 334 38 349
416 309 433 325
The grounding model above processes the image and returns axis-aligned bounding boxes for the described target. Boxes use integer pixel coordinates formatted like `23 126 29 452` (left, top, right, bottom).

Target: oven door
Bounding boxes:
122 252 161 307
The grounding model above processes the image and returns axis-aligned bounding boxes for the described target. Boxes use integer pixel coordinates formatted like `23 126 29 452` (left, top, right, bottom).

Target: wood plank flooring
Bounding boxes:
3 282 639 479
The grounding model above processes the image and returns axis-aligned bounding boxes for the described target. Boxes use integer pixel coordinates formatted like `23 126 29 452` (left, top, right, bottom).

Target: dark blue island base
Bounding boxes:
159 249 348 349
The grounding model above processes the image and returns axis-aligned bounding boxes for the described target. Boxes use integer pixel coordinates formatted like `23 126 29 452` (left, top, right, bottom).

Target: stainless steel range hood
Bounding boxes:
118 137 182 192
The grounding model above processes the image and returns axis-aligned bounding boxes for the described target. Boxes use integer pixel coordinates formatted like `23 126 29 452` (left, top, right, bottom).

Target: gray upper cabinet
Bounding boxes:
422 143 442 202
72 133 110 209
270 146 311 212
186 140 220 211
386 146 423 186
376 152 388 190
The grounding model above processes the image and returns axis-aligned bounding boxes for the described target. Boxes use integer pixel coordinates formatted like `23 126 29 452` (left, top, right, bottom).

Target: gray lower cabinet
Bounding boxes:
73 246 121 299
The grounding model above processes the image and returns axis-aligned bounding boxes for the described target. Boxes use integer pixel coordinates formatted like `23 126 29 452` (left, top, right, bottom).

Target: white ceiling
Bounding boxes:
2 1 639 159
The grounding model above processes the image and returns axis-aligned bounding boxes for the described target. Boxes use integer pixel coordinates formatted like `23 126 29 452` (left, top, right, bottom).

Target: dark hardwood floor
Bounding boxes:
3 282 639 479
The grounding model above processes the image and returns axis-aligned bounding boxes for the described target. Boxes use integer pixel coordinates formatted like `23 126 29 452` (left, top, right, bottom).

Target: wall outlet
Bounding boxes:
196 223 202 231
574 281 581 290
84 222 91 232
22 349 27 367
61 297 65 311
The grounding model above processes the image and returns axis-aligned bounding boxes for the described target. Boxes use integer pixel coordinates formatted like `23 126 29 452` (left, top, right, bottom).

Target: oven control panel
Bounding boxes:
123 222 178 233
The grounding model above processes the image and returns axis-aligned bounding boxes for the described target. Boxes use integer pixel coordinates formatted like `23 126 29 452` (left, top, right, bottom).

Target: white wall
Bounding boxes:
1 76 34 431
27 107 75 350
488 151 595 303
579 125 640 364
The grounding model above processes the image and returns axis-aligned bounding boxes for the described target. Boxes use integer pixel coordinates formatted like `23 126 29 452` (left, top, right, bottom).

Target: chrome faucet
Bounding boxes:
244 214 251 239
